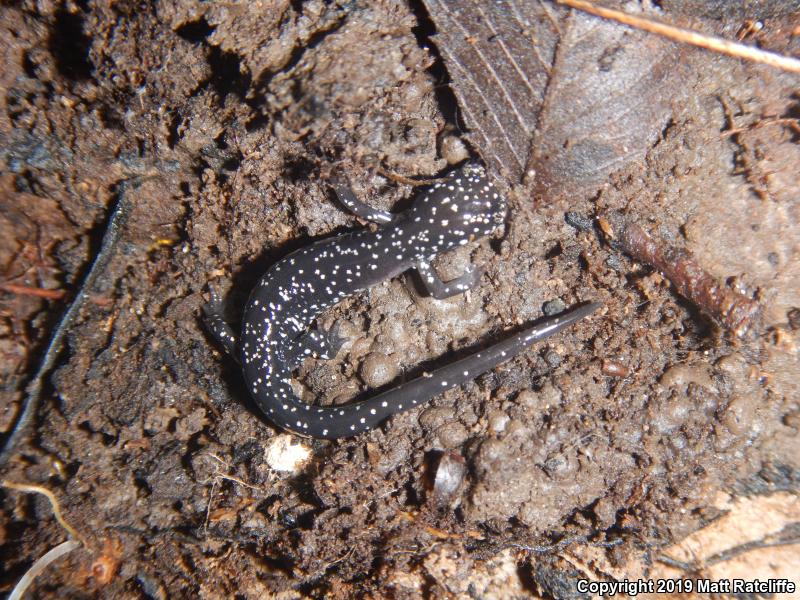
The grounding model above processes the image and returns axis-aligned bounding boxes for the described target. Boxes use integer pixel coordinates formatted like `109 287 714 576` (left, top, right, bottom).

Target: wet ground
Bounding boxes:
0 1 798 598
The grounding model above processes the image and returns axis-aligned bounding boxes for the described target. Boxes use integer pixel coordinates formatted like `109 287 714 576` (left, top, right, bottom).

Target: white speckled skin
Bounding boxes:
205 163 598 438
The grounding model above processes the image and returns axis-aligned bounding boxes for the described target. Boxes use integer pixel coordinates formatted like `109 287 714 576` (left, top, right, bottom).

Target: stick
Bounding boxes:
0 181 134 465
556 0 800 74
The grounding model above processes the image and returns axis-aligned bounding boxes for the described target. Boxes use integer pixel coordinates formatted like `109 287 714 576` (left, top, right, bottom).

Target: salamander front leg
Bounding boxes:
202 286 240 361
284 326 346 370
416 260 483 299
332 182 395 224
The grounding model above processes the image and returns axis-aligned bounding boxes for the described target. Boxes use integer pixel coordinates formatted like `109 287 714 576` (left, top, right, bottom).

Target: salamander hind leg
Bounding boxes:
202 286 239 360
416 260 483 300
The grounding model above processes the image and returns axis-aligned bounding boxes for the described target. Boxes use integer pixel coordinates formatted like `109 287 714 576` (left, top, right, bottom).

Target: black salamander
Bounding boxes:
204 162 600 439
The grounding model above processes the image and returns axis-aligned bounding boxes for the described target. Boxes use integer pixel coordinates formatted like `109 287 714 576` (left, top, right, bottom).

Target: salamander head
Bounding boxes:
408 162 507 253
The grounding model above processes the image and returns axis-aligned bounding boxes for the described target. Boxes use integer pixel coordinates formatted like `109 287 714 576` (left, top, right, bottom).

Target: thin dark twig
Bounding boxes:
0 180 135 466
655 554 695 572
657 523 800 571
704 524 800 566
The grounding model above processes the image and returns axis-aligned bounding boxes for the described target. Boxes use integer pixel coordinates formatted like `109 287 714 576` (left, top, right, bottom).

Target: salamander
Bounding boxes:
204 162 600 439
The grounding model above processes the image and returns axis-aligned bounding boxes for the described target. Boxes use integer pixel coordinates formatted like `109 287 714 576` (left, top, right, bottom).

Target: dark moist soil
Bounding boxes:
1 1 798 598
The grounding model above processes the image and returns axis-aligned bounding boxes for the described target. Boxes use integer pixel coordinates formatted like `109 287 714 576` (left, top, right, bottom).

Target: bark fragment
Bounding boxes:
602 212 761 337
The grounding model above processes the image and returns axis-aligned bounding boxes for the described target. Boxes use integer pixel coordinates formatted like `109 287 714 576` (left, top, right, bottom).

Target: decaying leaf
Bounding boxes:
423 0 685 200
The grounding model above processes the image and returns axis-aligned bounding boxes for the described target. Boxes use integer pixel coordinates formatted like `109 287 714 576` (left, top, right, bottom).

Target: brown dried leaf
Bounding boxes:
424 0 683 199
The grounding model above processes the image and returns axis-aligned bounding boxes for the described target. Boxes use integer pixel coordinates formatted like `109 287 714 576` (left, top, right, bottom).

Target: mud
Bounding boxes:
1 1 798 598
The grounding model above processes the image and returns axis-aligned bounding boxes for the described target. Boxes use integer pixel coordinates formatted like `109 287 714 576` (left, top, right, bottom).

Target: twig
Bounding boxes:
0 283 67 300
7 540 81 600
201 453 261 532
705 523 800 566
321 545 356 571
655 553 695 572
0 181 134 466
1 480 84 543
203 477 221 533
722 117 800 137
556 0 800 74
657 524 800 571
513 534 623 554
203 453 260 490
600 212 761 337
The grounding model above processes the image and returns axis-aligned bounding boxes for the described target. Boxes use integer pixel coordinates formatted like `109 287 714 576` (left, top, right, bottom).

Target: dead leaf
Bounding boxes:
423 0 684 200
